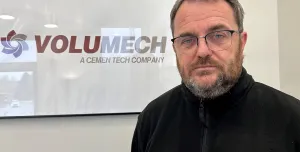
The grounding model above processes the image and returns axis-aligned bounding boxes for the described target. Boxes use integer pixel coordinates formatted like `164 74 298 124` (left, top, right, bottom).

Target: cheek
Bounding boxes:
212 52 229 67
210 54 232 74
177 55 194 73
215 43 241 67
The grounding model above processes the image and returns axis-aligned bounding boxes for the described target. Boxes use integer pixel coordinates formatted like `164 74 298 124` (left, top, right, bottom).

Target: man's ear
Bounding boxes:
240 31 248 52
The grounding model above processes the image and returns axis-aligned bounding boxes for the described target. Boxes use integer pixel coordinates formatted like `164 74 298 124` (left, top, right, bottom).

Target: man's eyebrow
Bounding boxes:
207 24 230 32
178 32 197 37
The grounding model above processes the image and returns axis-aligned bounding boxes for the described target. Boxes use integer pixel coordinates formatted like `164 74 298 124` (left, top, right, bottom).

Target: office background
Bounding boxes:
0 0 298 151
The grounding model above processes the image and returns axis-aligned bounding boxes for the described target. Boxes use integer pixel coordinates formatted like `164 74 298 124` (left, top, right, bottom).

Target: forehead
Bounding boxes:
173 0 238 36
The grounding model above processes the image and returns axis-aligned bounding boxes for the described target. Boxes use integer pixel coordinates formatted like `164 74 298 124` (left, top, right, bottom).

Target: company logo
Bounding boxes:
1 30 29 58
0 29 167 64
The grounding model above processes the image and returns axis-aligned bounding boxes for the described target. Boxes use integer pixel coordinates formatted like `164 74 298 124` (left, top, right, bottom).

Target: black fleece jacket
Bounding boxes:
131 68 300 152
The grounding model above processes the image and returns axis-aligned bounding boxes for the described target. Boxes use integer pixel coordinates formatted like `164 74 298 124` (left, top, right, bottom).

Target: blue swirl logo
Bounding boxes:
1 30 29 58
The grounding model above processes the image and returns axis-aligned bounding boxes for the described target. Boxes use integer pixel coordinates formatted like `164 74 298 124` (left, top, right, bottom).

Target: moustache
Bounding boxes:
192 57 223 70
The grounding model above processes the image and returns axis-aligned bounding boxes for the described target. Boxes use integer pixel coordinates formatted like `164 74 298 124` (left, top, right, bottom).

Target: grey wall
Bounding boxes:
278 0 300 99
0 115 137 152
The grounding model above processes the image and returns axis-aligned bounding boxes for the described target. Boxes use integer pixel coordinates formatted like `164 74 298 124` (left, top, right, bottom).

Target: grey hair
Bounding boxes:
170 0 245 36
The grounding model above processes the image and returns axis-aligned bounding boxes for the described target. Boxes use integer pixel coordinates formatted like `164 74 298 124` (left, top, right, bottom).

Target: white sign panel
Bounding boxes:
0 27 180 117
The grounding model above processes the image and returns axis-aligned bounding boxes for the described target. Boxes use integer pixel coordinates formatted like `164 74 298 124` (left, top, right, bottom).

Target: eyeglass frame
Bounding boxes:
171 29 242 52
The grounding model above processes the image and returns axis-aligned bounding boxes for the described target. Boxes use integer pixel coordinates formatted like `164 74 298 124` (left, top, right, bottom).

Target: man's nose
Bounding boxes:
195 38 213 58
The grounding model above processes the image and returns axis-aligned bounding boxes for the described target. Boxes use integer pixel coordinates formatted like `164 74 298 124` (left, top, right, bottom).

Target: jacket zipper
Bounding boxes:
199 101 208 152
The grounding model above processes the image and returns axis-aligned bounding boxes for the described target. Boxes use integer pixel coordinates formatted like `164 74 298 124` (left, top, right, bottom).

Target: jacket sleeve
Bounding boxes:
131 114 147 152
290 100 300 151
293 115 300 151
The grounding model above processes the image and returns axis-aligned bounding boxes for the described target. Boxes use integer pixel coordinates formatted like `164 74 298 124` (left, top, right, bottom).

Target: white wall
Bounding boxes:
278 0 300 99
240 0 280 89
0 0 288 152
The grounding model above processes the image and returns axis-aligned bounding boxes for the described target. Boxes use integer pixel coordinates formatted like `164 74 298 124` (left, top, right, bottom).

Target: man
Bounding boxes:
131 0 300 152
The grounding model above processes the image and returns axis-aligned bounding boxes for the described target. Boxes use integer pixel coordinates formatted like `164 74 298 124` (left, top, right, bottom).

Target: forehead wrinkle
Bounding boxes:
176 8 225 24
178 15 228 29
175 16 231 36
174 8 231 33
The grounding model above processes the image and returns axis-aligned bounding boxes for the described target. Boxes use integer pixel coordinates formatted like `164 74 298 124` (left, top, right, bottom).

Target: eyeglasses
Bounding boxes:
171 30 239 55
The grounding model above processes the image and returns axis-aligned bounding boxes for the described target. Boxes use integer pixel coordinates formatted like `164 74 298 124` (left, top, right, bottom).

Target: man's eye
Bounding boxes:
215 34 225 39
181 38 194 44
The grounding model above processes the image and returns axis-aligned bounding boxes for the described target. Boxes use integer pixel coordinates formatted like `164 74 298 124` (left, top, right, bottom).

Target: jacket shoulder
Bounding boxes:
138 84 182 120
131 84 183 152
253 82 300 145
250 82 300 121
248 82 300 143
251 82 300 106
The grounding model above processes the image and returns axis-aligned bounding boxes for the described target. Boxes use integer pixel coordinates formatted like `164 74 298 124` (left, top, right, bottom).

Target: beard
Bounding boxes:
177 42 244 100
